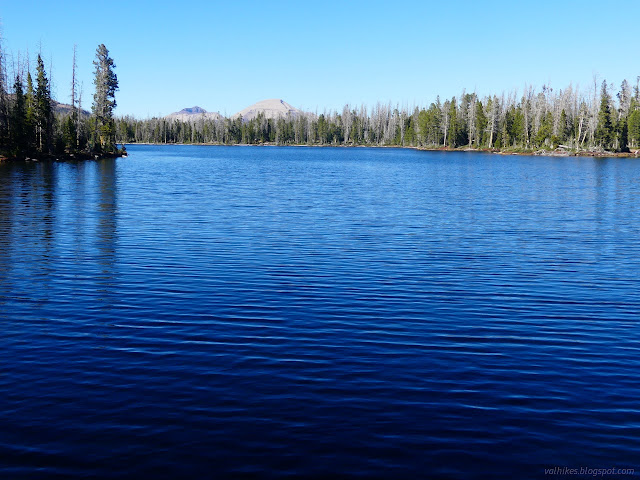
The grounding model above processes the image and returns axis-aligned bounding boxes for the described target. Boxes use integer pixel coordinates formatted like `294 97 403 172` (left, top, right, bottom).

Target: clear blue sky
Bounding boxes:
1 0 638 118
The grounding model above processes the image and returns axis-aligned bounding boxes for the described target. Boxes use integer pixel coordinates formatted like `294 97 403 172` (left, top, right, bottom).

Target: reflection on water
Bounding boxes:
0 158 118 310
1 147 640 479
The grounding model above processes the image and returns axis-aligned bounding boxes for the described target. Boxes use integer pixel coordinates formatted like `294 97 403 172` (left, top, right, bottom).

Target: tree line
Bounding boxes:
0 40 122 159
117 79 640 153
1 29 638 156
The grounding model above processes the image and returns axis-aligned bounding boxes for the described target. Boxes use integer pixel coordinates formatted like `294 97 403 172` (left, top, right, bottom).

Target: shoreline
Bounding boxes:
122 142 640 159
0 152 127 163
5 144 637 162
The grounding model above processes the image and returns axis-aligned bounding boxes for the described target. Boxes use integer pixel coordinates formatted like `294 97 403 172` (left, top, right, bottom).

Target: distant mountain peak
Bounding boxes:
234 99 304 121
165 106 222 122
177 106 207 115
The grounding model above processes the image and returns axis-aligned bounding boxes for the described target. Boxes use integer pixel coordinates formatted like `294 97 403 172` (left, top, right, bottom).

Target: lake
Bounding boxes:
1 145 639 478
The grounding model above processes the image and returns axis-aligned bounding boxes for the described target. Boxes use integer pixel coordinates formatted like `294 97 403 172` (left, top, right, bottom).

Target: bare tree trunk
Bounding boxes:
342 105 352 145
588 74 599 148
441 102 449 147
522 86 531 148
487 96 497 148
468 94 476 148
71 45 80 149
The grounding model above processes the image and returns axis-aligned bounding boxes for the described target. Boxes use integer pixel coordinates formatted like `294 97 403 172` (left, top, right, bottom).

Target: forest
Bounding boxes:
1 33 639 157
117 79 640 154
0 41 122 160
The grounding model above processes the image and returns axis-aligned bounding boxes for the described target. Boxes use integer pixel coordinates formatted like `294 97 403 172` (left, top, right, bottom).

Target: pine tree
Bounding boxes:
595 81 613 150
10 75 28 156
628 98 640 149
25 72 34 123
511 106 526 147
91 44 119 154
534 111 552 147
35 54 53 155
558 109 570 144
502 106 515 148
447 97 457 147
475 100 487 147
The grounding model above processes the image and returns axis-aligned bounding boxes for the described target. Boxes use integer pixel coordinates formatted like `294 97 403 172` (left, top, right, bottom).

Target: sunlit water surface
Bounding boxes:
1 145 639 478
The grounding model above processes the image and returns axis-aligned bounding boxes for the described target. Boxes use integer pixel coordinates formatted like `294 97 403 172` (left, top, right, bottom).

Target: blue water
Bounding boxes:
1 145 639 478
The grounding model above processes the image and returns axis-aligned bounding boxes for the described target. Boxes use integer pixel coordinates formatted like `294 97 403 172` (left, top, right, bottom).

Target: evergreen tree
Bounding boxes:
25 72 35 140
512 106 526 147
63 116 77 152
432 102 444 146
35 54 53 155
617 114 629 151
447 98 457 147
502 107 514 147
475 100 487 147
595 81 613 150
628 99 640 149
534 112 552 147
10 75 28 156
317 114 328 144
91 44 119 154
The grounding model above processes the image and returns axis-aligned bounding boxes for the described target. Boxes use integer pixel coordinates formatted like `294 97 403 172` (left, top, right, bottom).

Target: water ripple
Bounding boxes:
1 147 639 478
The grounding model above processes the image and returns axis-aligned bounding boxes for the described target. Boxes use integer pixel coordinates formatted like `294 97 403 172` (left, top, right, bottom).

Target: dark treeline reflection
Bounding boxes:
0 159 118 312
96 159 118 281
